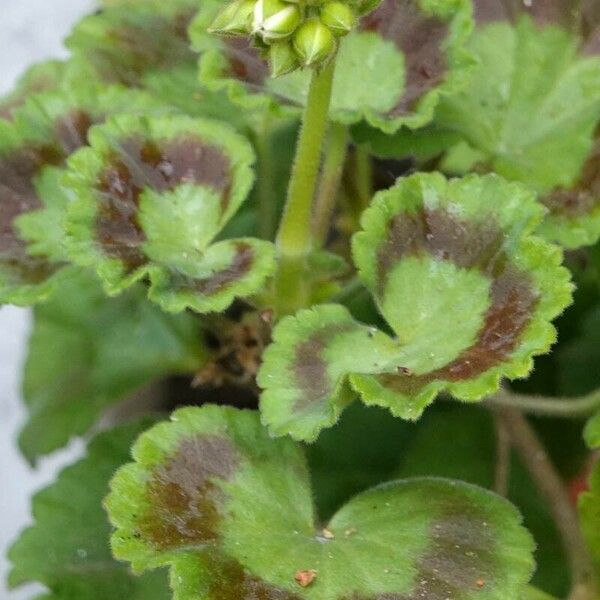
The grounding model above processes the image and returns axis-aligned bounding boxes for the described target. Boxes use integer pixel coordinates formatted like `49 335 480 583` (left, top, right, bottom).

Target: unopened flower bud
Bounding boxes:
320 2 355 36
253 0 301 42
269 40 300 76
293 19 335 67
209 0 256 35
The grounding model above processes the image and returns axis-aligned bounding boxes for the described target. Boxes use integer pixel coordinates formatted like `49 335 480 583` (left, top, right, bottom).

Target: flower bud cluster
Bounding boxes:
209 0 356 74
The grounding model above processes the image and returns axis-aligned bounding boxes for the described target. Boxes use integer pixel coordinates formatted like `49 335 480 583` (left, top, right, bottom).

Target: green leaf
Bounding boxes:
66 0 199 89
106 404 535 599
192 0 473 131
20 270 205 461
394 406 569 597
8 420 170 600
259 173 573 441
351 173 572 418
434 9 600 248
63 112 275 313
259 303 399 441
580 411 600 574
0 60 66 122
0 85 162 305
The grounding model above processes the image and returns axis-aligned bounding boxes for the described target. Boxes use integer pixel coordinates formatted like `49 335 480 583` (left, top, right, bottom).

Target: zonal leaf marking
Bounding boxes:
95 136 232 269
67 3 198 87
374 205 538 382
139 435 239 550
107 407 535 599
359 0 449 116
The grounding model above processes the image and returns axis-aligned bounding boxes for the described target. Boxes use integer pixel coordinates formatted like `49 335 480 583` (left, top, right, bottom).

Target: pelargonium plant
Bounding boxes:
3 0 600 599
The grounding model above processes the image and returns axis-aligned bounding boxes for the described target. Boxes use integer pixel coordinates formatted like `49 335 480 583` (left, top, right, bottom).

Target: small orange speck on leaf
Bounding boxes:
476 579 485 588
295 569 317 588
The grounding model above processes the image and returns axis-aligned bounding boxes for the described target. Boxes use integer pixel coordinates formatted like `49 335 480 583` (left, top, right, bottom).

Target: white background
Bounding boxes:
0 1 96 597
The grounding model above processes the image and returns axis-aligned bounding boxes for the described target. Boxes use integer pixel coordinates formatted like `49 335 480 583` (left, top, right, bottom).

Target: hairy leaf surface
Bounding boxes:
260 173 572 440
66 0 199 88
107 405 535 599
8 420 170 600
0 85 162 305
63 113 275 312
434 3 600 247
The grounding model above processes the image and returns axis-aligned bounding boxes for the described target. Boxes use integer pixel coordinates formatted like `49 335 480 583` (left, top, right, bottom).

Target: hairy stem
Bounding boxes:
275 59 336 314
485 388 600 419
497 407 597 599
313 122 349 246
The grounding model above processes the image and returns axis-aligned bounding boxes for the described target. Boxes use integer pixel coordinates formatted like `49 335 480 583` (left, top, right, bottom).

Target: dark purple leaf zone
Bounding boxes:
222 38 270 89
168 242 256 297
292 324 356 412
344 485 500 600
375 208 538 384
0 111 95 283
76 9 197 86
473 0 600 53
202 554 303 600
541 139 600 218
95 136 232 270
137 435 239 550
360 0 450 116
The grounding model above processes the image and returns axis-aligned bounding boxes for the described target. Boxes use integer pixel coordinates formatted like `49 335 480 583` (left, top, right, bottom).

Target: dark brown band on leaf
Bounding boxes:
360 0 449 115
55 110 95 155
223 38 269 88
195 242 254 295
204 554 303 600
96 136 232 268
84 10 196 85
0 146 62 277
138 435 239 550
541 140 600 217
293 324 356 411
376 208 505 296
474 0 600 53
375 208 537 382
0 112 93 282
344 488 498 600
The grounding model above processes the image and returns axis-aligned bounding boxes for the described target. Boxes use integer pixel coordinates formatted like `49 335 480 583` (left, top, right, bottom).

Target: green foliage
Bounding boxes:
260 173 573 441
63 113 275 313
3 0 600 597
106 405 535 599
20 270 205 461
192 0 473 131
580 412 600 574
8 420 170 599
